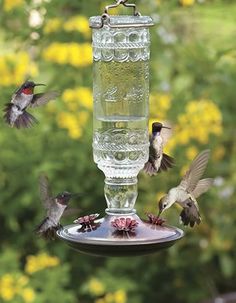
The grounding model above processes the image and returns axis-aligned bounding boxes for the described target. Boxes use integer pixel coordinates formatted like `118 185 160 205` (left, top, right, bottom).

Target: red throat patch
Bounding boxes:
22 87 33 95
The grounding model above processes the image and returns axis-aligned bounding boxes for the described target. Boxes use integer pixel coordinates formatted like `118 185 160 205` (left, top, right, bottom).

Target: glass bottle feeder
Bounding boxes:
57 0 184 257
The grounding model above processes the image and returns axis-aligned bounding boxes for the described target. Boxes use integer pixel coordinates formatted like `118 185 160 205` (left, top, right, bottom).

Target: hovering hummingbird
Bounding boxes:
158 149 213 227
35 174 80 240
3 80 59 128
143 122 174 176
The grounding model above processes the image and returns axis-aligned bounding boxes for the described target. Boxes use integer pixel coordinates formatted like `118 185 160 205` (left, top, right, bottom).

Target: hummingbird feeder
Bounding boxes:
57 0 184 257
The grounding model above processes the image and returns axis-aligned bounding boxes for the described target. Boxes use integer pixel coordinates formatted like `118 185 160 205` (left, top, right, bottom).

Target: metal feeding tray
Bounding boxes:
57 214 184 257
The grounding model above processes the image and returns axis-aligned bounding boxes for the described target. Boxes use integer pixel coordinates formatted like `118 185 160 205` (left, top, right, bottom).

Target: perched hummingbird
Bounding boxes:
143 122 174 176
3 80 59 128
35 174 80 240
158 149 213 227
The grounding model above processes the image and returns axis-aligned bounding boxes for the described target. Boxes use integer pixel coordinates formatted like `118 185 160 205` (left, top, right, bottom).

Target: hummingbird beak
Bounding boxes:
34 83 46 86
157 210 162 218
162 125 171 129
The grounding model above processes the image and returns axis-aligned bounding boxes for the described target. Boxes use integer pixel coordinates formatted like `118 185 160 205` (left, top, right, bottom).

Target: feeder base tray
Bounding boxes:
57 214 184 257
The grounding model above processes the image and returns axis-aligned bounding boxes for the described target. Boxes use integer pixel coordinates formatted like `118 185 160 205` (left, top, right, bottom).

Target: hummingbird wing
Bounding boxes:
14 111 38 128
160 153 175 172
62 207 81 218
179 149 210 193
192 178 213 198
30 91 59 108
39 174 54 210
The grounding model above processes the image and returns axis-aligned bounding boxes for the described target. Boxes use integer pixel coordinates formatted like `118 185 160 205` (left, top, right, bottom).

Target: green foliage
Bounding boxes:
0 0 236 303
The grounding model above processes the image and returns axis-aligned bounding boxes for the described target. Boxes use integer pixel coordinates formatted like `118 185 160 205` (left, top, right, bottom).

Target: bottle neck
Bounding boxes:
104 177 138 215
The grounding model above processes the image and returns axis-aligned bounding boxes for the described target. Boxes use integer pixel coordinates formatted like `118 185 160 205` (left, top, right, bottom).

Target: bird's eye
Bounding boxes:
163 203 167 208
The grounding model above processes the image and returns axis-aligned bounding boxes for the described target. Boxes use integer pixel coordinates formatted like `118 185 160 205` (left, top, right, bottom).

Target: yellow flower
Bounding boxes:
68 127 82 139
57 112 76 128
43 42 92 67
0 273 35 302
0 286 15 301
0 52 38 87
0 274 16 301
44 18 62 34
213 146 225 161
164 136 177 155
62 89 76 102
104 293 114 303
113 290 127 303
79 43 93 66
78 111 89 125
0 274 14 285
25 253 60 274
197 127 208 144
178 129 190 145
62 87 93 111
57 111 88 139
150 93 171 120
88 278 105 296
17 275 29 287
211 124 222 136
43 43 67 64
76 87 93 110
180 0 195 6
176 99 223 146
64 15 91 38
21 288 36 303
3 0 24 11
186 146 198 160
67 43 81 66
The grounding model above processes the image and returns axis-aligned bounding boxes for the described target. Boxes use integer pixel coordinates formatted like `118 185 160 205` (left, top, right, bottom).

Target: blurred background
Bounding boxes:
0 0 235 302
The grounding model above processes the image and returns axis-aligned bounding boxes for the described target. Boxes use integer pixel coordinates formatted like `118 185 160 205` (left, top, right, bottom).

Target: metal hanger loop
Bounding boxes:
90 0 154 29
104 0 141 17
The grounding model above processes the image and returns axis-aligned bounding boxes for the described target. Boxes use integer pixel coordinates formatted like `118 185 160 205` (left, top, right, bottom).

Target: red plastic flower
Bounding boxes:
74 213 99 228
111 217 138 233
146 213 166 226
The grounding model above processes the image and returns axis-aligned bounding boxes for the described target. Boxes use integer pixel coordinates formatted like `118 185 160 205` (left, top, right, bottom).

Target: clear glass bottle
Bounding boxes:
90 15 153 215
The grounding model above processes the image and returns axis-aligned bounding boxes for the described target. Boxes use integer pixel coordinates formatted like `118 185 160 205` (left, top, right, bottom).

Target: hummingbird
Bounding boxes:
143 122 174 176
3 80 59 128
158 149 213 227
35 174 80 240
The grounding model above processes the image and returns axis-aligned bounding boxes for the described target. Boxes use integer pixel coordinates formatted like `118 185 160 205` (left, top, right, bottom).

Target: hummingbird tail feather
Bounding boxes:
160 153 174 172
3 103 38 128
15 111 38 128
143 161 157 176
34 218 60 240
3 103 13 126
38 227 58 240
179 206 201 228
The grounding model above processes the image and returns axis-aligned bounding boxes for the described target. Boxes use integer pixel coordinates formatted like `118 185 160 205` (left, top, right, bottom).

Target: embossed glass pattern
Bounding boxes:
90 15 152 214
